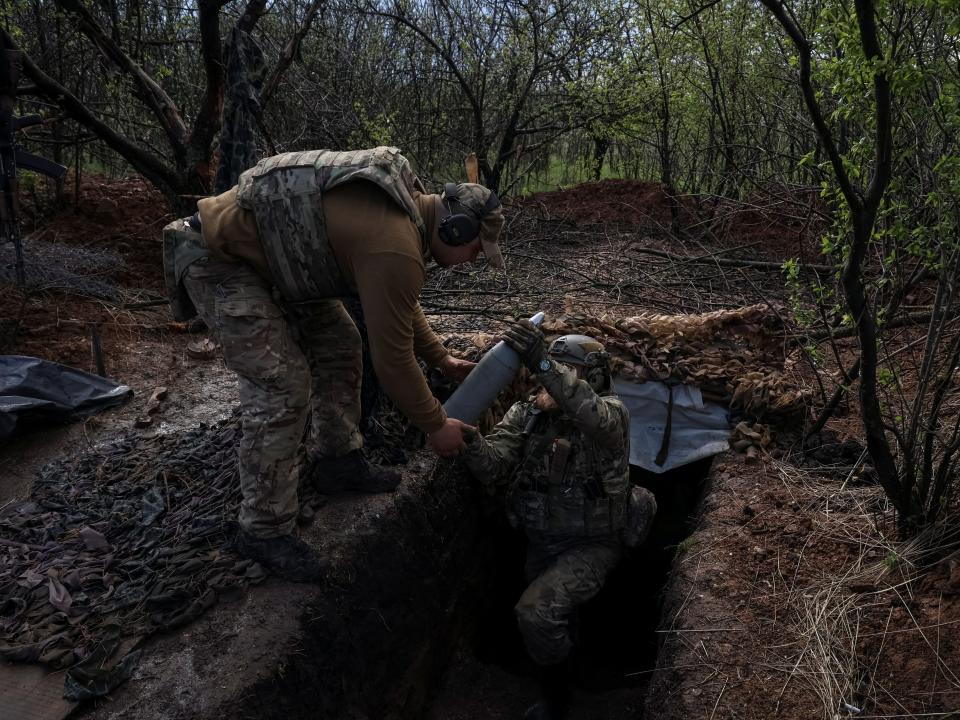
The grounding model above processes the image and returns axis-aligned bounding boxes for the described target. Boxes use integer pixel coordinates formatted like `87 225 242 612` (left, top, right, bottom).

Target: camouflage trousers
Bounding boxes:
515 538 622 666
183 257 363 537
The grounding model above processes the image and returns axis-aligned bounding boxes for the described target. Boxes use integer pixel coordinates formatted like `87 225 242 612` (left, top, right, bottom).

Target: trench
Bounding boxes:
424 457 714 719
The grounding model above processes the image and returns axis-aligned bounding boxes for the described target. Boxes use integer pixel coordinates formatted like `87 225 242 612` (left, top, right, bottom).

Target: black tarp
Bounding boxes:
0 356 132 439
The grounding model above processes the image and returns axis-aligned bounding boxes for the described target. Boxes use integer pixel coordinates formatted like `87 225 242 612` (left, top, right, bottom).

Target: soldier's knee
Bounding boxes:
271 352 311 408
515 598 572 666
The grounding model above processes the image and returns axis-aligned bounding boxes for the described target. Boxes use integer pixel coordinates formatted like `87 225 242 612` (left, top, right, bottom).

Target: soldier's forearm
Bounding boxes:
537 362 624 444
461 439 509 491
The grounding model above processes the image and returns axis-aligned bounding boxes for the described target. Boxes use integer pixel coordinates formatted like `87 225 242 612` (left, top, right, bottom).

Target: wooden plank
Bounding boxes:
464 153 479 184
0 662 77 720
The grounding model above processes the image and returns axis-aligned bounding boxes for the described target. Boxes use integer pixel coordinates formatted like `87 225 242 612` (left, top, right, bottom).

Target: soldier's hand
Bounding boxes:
502 319 546 373
428 418 477 458
438 354 476 382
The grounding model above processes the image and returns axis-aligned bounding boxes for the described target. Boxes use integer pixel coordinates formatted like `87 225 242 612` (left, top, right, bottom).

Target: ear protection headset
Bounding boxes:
438 183 501 246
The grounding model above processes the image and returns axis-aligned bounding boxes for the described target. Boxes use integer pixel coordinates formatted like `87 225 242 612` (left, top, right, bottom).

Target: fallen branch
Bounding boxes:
807 310 947 341
627 244 833 274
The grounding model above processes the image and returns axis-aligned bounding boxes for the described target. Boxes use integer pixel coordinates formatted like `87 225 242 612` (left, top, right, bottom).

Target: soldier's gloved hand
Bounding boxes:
502 319 546 373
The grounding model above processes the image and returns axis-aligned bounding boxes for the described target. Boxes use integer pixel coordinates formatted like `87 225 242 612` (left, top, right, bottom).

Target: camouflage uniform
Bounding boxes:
164 148 426 537
462 361 631 666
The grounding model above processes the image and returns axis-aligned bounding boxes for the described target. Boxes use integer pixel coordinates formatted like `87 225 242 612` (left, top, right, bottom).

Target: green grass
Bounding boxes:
675 536 697 556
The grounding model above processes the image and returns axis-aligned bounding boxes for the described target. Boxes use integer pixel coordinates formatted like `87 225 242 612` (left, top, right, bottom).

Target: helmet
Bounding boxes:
547 334 611 393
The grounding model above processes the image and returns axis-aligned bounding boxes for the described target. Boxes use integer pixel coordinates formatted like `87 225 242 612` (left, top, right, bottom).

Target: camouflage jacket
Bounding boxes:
462 361 631 543
234 147 427 303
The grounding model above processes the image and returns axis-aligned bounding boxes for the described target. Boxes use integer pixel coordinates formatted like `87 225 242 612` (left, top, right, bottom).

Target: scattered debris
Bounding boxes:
186 338 218 359
145 386 168 415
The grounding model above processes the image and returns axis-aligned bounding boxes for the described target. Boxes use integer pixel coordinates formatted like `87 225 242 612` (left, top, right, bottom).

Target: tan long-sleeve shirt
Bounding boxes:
197 180 449 433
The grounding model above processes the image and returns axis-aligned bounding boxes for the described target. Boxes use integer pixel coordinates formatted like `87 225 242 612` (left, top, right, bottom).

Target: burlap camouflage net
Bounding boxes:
538 302 808 425
439 304 806 458
235 147 427 303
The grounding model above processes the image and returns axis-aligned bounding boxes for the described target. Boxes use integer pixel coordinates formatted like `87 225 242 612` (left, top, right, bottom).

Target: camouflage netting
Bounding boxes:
443 303 809 430
0 420 259 698
546 303 809 425
0 237 125 300
0 396 417 699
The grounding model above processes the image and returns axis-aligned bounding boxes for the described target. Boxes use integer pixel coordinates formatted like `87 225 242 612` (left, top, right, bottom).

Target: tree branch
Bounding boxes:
53 0 189 154
0 30 181 195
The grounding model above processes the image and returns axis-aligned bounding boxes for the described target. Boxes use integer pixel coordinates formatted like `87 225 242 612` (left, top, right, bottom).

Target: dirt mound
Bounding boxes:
517 179 673 227
516 179 826 266
24 174 172 293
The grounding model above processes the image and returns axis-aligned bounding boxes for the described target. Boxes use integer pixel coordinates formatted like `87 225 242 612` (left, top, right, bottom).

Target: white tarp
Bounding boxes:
613 379 730 473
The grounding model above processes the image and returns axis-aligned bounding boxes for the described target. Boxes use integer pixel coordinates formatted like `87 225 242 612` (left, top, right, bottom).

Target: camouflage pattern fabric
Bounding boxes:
462 361 631 667
0 417 267 693
182 255 364 537
462 360 631 542
234 147 427 303
161 218 208 321
215 27 266 194
286 300 364 459
516 539 622 665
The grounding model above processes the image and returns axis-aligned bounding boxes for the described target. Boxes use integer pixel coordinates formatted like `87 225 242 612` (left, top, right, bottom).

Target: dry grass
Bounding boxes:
770 460 960 719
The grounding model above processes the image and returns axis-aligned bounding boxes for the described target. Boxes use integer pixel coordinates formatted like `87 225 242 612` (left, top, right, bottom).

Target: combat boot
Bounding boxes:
310 449 402 494
233 530 328 583
523 661 570 720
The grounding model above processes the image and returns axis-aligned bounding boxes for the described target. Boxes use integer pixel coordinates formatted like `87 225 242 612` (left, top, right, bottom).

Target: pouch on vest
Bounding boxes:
162 218 209 321
622 486 657 548
549 489 587 534
509 489 548 531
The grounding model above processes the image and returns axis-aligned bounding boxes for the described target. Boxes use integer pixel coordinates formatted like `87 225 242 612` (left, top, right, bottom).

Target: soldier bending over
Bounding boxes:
163 147 503 582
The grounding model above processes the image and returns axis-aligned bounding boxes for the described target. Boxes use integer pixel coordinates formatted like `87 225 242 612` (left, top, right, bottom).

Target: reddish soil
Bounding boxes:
23 174 170 292
519 179 676 227
647 450 960 719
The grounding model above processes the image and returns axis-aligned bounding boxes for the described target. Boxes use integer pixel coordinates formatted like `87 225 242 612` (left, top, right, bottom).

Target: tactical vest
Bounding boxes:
234 147 427 303
506 406 630 539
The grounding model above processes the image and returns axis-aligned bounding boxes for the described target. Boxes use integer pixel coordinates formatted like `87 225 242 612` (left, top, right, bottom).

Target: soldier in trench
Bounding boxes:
461 321 656 720
162 147 504 582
